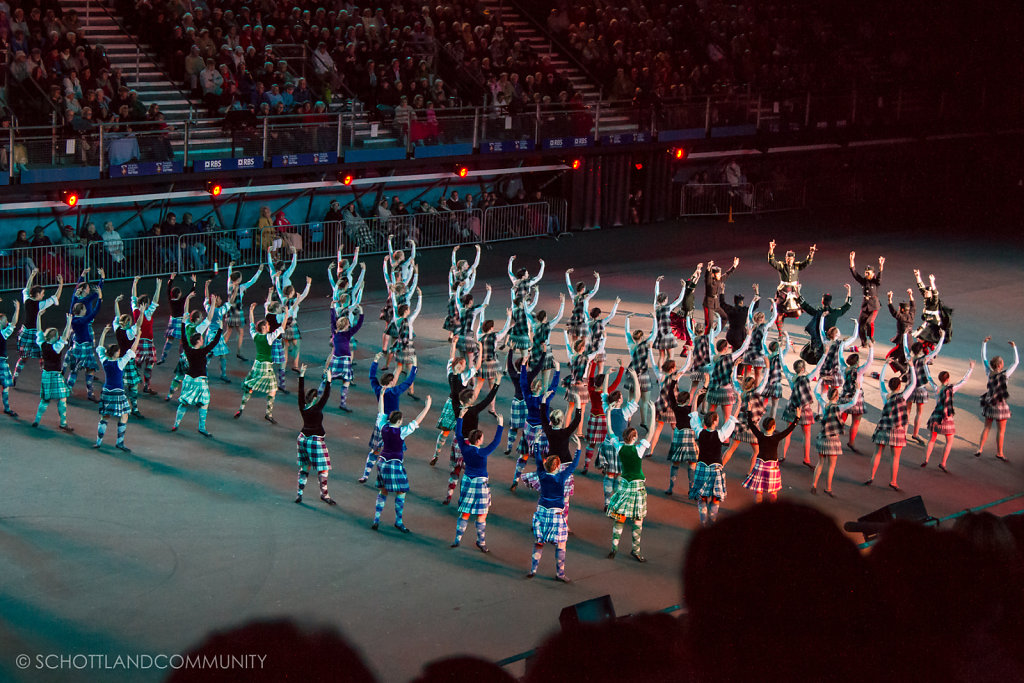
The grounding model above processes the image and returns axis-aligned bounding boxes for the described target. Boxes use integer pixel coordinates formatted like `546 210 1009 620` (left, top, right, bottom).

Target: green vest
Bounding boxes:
254 332 272 362
619 444 645 482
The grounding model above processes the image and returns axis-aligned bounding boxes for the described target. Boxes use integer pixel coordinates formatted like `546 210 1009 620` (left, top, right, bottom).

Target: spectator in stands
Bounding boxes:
10 230 37 278
200 58 224 113
179 213 207 271
0 117 28 176
344 203 374 249
185 45 205 92
323 199 344 254
161 212 180 237
59 225 87 270
257 206 276 253
102 221 126 276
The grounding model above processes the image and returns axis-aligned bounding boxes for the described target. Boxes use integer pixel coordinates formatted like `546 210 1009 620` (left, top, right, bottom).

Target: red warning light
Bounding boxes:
61 190 79 207
206 181 223 197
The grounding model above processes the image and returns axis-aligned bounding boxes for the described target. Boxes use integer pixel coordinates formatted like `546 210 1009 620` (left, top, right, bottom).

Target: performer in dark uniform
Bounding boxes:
885 289 916 373
767 240 816 332
796 285 852 365
849 252 883 348
912 270 953 348
702 258 739 328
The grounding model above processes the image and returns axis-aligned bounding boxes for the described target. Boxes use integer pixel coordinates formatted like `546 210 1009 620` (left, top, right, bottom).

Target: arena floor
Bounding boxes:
1 215 1022 682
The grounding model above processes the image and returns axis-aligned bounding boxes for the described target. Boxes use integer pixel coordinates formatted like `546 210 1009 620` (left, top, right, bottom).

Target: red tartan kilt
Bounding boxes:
585 413 608 444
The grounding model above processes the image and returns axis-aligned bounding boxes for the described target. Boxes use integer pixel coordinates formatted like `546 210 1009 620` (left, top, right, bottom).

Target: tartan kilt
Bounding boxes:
563 379 587 406
815 432 844 456
668 428 698 463
17 328 41 357
456 338 479 356
98 388 131 417
689 461 727 501
207 332 230 357
910 384 930 405
368 423 382 452
0 358 12 388
68 341 99 370
224 308 243 328
742 459 782 494
707 384 737 406
442 314 460 333
510 398 528 429
297 433 331 472
283 321 301 342
376 458 410 492
121 359 141 387
173 356 189 378
243 361 277 394
396 345 417 366
509 333 531 350
656 402 677 423
742 347 767 367
926 411 956 436
457 475 491 516
135 338 157 365
519 423 549 457
179 376 211 407
633 370 652 394
652 333 677 350
689 369 708 386
598 438 622 473
872 426 907 448
165 317 183 339
732 419 757 444
327 354 353 382
270 339 285 365
533 505 568 544
436 398 457 431
567 320 588 338
782 402 814 426
982 400 1011 421
841 391 866 416
585 413 609 444
606 478 648 520
449 439 464 471
39 369 70 400
480 359 500 381
765 382 783 399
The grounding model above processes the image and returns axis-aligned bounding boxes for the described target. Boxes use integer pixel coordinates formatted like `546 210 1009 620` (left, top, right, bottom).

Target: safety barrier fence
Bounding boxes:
4 84 1021 182
0 201 564 291
679 181 806 217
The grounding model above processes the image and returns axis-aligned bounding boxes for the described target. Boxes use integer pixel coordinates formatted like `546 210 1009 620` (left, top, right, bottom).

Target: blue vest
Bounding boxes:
103 358 125 390
381 424 405 460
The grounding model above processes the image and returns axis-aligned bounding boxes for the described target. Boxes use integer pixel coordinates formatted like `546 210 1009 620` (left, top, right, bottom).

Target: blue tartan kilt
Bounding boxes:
283 321 301 342
509 333 531 350
68 341 99 370
668 428 698 463
732 419 757 444
165 317 183 339
436 398 457 431
173 356 189 378
518 423 548 456
607 478 648 519
40 369 70 400
17 328 40 357
910 384 930 405
179 376 211 407
567 320 588 338
782 402 814 426
743 347 767 367
207 332 230 357
224 308 243 328
396 345 417 366
270 339 285 365
742 458 781 494
563 379 587 406
121 359 141 388
598 437 622 473
135 338 157 364
243 361 277 394
510 398 528 429
376 458 410 493
652 332 677 350
457 475 491 516
99 388 131 417
368 423 383 452
689 461 727 501
765 382 783 399
297 433 331 472
328 354 353 383
532 505 568 544
0 358 12 388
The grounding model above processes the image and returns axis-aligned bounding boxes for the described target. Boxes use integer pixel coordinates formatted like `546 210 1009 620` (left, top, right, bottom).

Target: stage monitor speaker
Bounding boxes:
559 595 616 631
844 495 934 542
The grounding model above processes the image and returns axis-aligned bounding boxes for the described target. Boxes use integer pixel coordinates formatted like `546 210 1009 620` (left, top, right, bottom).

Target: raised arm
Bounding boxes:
529 259 545 286
842 319 859 350
1007 342 1020 377
602 297 621 323
507 256 516 283
730 329 752 361
565 269 574 296
495 309 513 340
952 361 975 391
857 343 875 382
549 293 565 327
408 288 423 325
667 279 686 310
901 363 917 402
925 331 945 361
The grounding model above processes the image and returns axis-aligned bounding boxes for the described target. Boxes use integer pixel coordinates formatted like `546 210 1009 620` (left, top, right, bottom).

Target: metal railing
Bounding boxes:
0 203 571 291
2 84 1020 181
679 181 806 217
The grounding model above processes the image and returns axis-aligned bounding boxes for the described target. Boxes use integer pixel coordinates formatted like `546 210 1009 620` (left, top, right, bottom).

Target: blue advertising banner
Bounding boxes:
413 143 474 159
112 161 183 177
600 132 651 146
21 166 102 184
192 157 264 173
481 139 536 153
541 136 593 150
270 152 338 168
